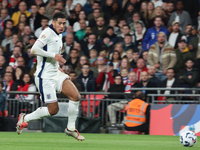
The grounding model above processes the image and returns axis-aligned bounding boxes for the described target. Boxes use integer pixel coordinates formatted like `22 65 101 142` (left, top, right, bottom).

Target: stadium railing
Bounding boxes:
5 88 200 127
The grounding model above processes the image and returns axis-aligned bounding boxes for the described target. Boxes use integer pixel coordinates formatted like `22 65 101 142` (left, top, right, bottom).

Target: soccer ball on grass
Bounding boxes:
180 131 197 147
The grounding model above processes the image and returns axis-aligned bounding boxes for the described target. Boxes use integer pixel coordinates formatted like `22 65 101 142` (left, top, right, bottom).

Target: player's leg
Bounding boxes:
16 77 58 134
60 79 85 141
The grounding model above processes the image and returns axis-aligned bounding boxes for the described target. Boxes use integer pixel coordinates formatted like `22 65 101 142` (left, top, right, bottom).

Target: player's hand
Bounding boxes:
54 54 66 64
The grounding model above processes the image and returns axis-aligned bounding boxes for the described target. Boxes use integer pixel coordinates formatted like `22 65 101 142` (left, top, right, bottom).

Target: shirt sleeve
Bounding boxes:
31 29 55 58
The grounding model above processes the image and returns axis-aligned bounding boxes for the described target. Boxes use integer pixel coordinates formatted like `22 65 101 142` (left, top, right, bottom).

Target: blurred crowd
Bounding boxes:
0 0 200 109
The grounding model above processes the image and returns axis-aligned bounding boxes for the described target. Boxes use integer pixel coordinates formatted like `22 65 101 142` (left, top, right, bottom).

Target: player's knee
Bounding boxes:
71 94 81 102
49 107 59 116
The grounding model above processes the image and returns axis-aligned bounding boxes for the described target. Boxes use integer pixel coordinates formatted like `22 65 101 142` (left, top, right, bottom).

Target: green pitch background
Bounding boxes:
0 132 199 150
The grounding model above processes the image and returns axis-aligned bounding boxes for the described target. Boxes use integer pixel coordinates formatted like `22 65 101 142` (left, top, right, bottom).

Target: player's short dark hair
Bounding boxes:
0 81 4 88
53 12 66 21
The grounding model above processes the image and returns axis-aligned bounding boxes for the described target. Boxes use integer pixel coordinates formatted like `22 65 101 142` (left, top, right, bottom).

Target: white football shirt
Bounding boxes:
34 25 63 79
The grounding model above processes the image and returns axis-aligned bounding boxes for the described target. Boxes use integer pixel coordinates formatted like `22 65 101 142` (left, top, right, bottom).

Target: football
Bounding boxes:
180 131 197 147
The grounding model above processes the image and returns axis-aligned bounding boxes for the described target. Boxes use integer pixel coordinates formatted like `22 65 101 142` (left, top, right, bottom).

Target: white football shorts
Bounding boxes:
35 71 70 104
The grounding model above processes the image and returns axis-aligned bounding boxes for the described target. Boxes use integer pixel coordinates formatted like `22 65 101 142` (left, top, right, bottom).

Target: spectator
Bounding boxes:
38 6 46 16
20 25 34 45
140 1 148 18
160 68 181 100
148 65 160 87
185 24 193 44
103 27 118 47
104 2 121 24
147 6 169 29
123 3 135 24
75 19 86 41
34 17 49 38
129 12 143 32
45 0 56 20
73 11 89 32
55 1 68 17
108 18 119 35
82 33 100 57
147 32 177 81
152 0 163 8
0 81 7 117
87 1 104 20
166 2 175 18
91 55 107 78
9 46 22 68
75 55 90 77
63 33 76 59
134 21 146 54
101 0 113 14
68 71 82 92
1 29 12 48
142 51 150 69
79 26 92 48
1 19 17 40
132 58 148 83
68 3 83 25
130 49 140 69
72 43 84 58
118 25 134 43
115 18 127 36
88 8 101 28
76 63 96 92
92 17 107 40
15 73 36 101
122 34 138 52
109 50 121 70
29 4 44 31
96 62 117 91
17 22 26 38
0 8 10 32
143 2 155 25
167 21 183 49
65 0 75 17
0 56 6 76
189 29 200 59
27 46 36 71
9 66 24 98
126 49 133 62
137 71 157 99
178 59 199 88
109 43 126 60
107 71 138 126
117 57 132 73
8 0 19 17
5 34 18 58
124 91 150 134
89 49 97 65
120 68 129 84
65 49 79 70
11 1 31 26
143 16 168 51
61 65 73 75
174 37 193 73
168 1 192 34
3 71 13 91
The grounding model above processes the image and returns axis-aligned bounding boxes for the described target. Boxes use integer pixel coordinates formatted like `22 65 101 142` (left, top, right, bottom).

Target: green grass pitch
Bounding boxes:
0 132 199 150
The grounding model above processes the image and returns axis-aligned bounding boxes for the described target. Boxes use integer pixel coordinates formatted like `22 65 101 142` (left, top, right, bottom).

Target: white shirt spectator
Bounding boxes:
72 0 87 6
1 36 12 47
168 33 178 48
151 0 163 8
73 21 89 32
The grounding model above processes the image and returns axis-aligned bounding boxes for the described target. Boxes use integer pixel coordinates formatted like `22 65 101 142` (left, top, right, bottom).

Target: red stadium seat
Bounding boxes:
81 94 104 117
122 130 143 135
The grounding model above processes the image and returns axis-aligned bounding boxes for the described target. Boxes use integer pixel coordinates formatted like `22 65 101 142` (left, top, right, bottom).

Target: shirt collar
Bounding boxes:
49 24 59 35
